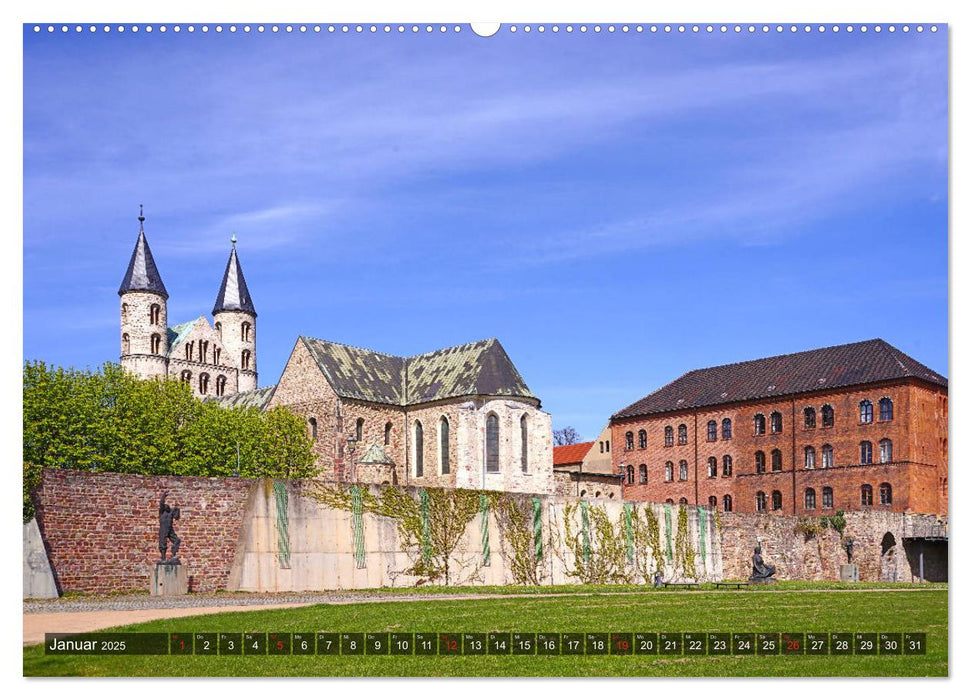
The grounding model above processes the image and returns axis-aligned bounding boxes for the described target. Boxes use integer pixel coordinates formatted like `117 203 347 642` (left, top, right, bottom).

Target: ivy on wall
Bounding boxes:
558 501 633 585
489 492 549 585
674 504 698 581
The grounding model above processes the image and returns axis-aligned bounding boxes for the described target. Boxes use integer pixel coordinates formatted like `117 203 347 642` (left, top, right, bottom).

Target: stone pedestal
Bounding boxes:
839 563 859 582
151 563 188 596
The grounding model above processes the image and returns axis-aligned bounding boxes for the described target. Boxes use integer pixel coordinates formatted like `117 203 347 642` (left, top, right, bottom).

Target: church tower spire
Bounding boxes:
213 236 258 392
119 206 170 379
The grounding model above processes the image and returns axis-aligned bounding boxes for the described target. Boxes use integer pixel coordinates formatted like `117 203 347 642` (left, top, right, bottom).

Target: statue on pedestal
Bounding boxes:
748 544 777 583
158 491 182 564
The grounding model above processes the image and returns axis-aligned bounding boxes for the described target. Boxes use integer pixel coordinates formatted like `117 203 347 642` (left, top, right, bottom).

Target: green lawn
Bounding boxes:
24 588 947 677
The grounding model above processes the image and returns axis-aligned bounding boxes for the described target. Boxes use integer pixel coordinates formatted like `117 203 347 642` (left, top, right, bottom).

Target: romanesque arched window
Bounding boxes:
150 304 161 325
879 482 893 505
822 487 834 509
665 461 674 482
199 341 208 363
678 460 688 481
486 413 499 473
821 404 834 427
879 398 894 421
121 333 130 355
241 350 251 370
216 374 227 397
638 429 647 449
215 321 222 339
707 420 717 442
414 421 424 477
384 421 392 446
771 490 783 511
723 494 733 512
520 415 529 472
755 450 766 474
121 303 128 323
639 464 647 484
356 417 364 441
804 406 816 429
770 411 783 434
804 446 816 469
722 418 732 440
151 333 161 354
771 449 782 472
214 348 221 365
309 417 317 440
199 373 210 395
185 342 193 361
625 431 634 451
756 491 767 512
440 417 450 475
708 457 717 478
626 465 635 485
678 424 688 445
679 497 688 505
241 322 251 342
860 441 873 465
664 426 674 446
709 495 718 509
805 488 816 510
822 444 834 468
880 438 893 463
754 414 766 435
860 400 873 424
861 484 873 506
722 455 732 477
180 370 191 384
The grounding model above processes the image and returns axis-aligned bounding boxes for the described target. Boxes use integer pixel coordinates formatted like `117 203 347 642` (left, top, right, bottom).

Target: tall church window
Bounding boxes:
215 321 222 339
199 341 208 363
414 421 424 477
678 424 688 445
520 415 529 472
121 303 128 323
150 333 161 354
150 304 161 325
214 348 221 365
486 413 500 472
879 398 894 421
821 404 834 427
199 373 210 395
440 417 450 475
121 333 130 355
356 418 364 442
216 375 227 397
241 322 251 342
384 422 392 446
309 417 317 440
241 350 251 370
185 342 193 361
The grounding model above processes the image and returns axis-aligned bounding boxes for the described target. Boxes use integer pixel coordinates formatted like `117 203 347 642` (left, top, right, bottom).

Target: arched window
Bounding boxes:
771 490 783 511
722 455 733 477
880 438 893 464
599 442 604 453
215 374 227 397
708 495 718 509
355 417 364 442
625 431 634 451
860 400 873 424
707 420 717 442
678 424 688 445
879 398 894 421
754 414 766 435
241 322 251 342
708 457 717 478
121 303 128 323
861 484 873 506
485 413 499 472
822 444 834 468
214 348 221 365
520 415 529 472
822 487 834 509
384 421 392 446
665 499 675 505
860 441 873 465
638 429 647 449
639 464 647 484
605 441 610 452
755 451 766 473
150 304 161 325
308 417 318 440
679 497 688 505
879 482 892 505
804 407 816 429
150 333 161 354
241 350 251 370
722 418 732 440
770 412 783 434
805 488 816 510
756 491 767 512
665 461 674 482
215 321 222 339
723 494 733 512
199 373 210 395
771 449 782 472
804 446 816 469
414 421 424 477
121 333 130 355
185 342 194 361
664 426 674 446
180 370 191 384
821 404 834 427
440 417 450 475
678 460 688 481
626 465 635 485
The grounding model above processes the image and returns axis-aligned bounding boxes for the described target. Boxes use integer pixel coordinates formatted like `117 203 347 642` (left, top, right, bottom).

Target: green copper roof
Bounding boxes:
166 317 204 358
299 336 535 407
356 443 395 466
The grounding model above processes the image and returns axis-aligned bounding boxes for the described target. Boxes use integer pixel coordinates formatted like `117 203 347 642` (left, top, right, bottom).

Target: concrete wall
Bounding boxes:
23 518 58 598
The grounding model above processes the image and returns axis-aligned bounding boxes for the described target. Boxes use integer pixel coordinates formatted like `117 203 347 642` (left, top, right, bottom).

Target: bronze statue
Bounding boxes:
748 544 777 583
158 491 182 564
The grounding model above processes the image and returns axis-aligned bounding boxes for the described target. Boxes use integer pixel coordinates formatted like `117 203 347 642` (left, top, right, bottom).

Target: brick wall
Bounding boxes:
33 468 254 594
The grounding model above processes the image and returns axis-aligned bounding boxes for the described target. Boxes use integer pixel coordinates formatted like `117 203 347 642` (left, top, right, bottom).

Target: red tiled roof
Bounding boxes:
613 339 947 421
553 441 594 466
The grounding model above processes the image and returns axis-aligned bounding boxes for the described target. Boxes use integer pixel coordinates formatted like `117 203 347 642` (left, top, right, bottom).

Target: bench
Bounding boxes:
661 582 700 590
714 582 751 590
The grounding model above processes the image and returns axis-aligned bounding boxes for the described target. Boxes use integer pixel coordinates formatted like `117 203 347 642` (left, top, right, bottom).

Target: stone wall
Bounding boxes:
33 468 253 594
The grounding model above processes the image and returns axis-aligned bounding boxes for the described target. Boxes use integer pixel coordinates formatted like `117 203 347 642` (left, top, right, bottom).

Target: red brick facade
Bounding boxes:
612 380 947 516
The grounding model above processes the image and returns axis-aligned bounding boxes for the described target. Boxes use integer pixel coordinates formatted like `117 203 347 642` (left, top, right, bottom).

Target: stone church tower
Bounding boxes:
117 208 258 397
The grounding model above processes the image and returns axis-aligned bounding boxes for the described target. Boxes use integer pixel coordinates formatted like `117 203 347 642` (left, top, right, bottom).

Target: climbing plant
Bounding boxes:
490 493 548 585
674 504 697 580
629 503 665 582
558 501 633 585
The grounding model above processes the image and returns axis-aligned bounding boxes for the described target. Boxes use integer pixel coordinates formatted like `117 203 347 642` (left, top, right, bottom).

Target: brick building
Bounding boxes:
552 437 623 499
610 340 947 516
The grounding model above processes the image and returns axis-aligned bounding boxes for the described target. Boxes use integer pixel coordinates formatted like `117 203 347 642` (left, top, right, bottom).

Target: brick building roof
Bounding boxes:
553 441 594 467
300 336 536 407
613 339 947 420
210 385 277 410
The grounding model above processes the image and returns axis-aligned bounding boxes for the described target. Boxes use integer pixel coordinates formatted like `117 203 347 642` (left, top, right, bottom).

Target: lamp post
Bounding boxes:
346 435 358 482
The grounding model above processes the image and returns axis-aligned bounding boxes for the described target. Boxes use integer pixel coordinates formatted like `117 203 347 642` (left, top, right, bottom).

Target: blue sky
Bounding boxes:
23 25 948 440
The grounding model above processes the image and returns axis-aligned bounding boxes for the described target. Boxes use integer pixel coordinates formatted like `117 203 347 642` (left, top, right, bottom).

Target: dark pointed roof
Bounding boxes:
213 240 257 316
118 216 168 298
612 339 947 420
298 336 536 407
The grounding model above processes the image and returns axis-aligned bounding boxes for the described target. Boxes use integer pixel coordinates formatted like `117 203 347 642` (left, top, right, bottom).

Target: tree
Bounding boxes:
553 426 582 445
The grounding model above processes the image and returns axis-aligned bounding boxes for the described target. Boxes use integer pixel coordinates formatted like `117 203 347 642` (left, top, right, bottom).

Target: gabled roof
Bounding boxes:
553 441 594 467
613 339 947 421
213 242 256 316
119 228 168 298
356 443 395 466
210 385 277 411
166 317 205 358
298 336 535 407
